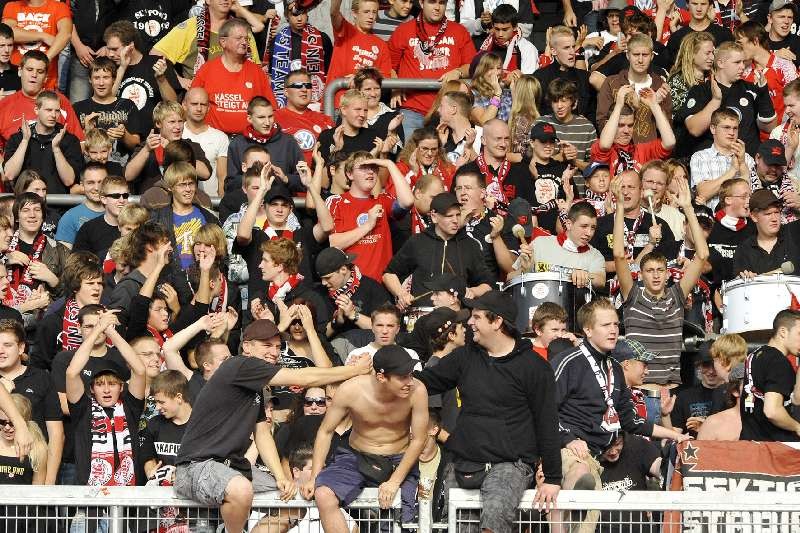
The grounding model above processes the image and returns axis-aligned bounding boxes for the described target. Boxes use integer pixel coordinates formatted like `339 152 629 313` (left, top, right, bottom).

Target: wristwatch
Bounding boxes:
351 310 360 322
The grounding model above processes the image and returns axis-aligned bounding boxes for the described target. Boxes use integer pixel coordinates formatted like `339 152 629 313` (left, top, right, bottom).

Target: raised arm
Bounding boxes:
642 89 675 151
105 321 147 400
162 314 215 380
330 0 345 33
270 357 371 388
599 85 633 150
0 385 32 459
685 76 721 136
375 159 414 208
65 310 118 404
298 305 332 368
611 177 635 300
672 177 710 297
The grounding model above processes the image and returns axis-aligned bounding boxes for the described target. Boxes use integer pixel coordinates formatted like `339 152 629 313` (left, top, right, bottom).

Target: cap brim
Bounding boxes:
432 202 461 214
463 298 488 312
378 359 417 376
93 369 123 380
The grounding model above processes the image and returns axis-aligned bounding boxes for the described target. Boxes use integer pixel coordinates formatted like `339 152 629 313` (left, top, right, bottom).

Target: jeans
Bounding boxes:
400 108 425 142
644 394 662 425
68 56 91 103
58 46 71 95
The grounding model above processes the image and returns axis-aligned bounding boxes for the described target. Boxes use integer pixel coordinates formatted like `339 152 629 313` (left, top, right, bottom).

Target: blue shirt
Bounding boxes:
173 206 206 269
55 203 104 244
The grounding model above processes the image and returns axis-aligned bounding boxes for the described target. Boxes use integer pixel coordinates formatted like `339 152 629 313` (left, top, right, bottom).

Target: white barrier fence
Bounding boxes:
3 487 800 532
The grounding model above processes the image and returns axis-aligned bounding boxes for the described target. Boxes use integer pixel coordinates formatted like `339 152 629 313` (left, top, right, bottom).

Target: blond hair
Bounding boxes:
340 89 367 108
84 128 112 150
710 334 747 369
163 161 197 190
6 394 48 474
669 31 714 86
194 224 227 259
118 204 149 227
153 100 186 125
509 75 541 146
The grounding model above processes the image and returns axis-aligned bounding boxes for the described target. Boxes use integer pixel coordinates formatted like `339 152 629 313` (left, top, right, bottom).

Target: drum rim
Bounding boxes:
723 274 800 290
504 271 570 289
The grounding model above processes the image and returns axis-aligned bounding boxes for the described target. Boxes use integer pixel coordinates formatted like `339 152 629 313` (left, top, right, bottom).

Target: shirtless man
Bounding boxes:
302 345 429 531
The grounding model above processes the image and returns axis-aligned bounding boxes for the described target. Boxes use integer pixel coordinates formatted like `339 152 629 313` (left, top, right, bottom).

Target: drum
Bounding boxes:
404 306 434 332
721 275 800 337
502 272 584 334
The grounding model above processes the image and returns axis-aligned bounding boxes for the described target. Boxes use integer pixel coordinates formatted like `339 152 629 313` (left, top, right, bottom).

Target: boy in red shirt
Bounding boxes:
273 69 334 165
590 84 675 176
328 0 392 107
327 151 414 282
2 0 70 89
388 0 476 140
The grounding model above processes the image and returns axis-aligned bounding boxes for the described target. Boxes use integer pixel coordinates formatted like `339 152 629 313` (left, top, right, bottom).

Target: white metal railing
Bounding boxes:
4 486 800 532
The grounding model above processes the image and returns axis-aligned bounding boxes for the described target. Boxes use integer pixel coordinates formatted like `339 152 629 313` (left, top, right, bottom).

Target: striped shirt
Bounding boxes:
373 10 411 41
623 283 685 385
537 114 598 164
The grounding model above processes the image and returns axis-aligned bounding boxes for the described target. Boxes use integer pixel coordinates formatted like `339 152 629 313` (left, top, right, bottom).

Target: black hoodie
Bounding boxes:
385 226 494 307
415 337 563 485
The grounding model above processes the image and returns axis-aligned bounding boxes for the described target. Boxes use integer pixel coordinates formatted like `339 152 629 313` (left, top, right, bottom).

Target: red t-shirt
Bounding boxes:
589 139 671 177
328 191 395 281
0 90 83 154
3 0 70 89
328 19 392 107
389 19 477 114
742 53 797 129
274 107 334 165
191 57 277 135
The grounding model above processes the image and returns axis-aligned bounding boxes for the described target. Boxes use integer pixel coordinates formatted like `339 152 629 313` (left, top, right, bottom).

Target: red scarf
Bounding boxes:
147 325 174 347
476 152 511 204
479 29 520 72
244 123 280 144
194 3 212 76
268 273 303 302
60 298 83 351
301 25 325 103
88 398 136 487
329 265 361 300
154 145 165 167
714 209 747 231
262 224 294 240
212 274 228 314
6 231 46 303
556 232 589 253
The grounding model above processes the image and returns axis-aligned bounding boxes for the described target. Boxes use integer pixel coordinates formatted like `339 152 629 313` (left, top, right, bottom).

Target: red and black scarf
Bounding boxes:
6 231 46 303
88 398 136 487
624 210 646 259
329 265 361 300
262 224 294 241
415 14 448 56
147 325 174 348
59 298 82 351
476 152 510 204
244 123 280 144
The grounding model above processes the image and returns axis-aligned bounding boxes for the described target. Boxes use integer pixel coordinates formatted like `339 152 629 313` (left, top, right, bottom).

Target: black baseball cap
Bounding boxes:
507 197 533 239
749 188 782 212
316 247 356 277
757 139 787 167
423 273 467 299
373 345 417 376
429 192 461 214
530 122 558 143
464 290 517 325
696 340 713 365
265 183 294 205
92 359 126 381
422 307 470 338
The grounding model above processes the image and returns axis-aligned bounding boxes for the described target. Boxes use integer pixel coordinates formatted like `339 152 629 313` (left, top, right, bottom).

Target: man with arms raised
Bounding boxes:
415 291 561 530
303 345 428 530
175 319 371 533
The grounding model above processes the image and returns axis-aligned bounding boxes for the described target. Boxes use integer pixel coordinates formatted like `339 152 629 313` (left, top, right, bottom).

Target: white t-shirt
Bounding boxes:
345 343 423 371
183 125 230 197
532 235 605 275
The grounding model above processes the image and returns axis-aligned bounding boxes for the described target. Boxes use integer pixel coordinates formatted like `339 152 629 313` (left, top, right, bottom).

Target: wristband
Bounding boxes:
489 96 501 108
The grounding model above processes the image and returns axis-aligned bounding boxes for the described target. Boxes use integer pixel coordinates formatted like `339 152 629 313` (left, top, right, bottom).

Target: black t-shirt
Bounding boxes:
596 42 672 79
139 414 187 467
733 225 800 276
118 55 181 133
8 365 61 441
0 65 20 93
459 159 536 208
666 24 734 61
69 390 144 486
73 97 145 164
670 383 717 438
0 454 33 485
187 371 206 403
676 79 775 156
317 126 381 162
591 211 678 270
708 220 756 285
0 303 22 326
73 215 121 261
599 434 660 533
119 0 191 53
534 62 596 123
177 356 279 465
52 348 132 393
768 34 800 68
740 345 797 442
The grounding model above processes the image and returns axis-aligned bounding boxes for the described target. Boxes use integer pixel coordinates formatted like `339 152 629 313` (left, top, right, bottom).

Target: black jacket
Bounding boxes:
5 124 83 195
226 130 304 193
550 341 654 455
151 199 220 281
415 337 562 485
385 226 494 306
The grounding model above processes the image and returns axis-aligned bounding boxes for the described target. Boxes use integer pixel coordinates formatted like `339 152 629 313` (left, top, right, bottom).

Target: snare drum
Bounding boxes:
503 272 584 333
721 275 800 334
404 306 434 332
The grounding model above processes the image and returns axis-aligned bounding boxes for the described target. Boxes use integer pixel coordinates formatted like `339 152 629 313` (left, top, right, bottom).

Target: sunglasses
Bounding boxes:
287 82 313 89
0 418 13 428
304 397 326 407
104 193 130 199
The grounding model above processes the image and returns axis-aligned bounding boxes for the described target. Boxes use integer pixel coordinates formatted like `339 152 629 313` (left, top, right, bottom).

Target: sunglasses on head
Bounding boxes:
0 418 13 428
287 82 313 89
104 193 130 199
304 397 326 407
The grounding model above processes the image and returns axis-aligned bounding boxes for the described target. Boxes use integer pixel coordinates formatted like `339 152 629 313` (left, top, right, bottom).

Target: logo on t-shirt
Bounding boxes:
294 129 316 150
356 213 369 226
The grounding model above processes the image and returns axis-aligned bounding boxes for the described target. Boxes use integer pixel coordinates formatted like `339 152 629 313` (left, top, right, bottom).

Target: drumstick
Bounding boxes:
512 224 526 243
411 291 432 302
643 189 657 226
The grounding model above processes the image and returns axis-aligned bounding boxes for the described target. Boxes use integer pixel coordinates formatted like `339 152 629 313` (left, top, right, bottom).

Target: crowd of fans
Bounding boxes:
1 0 800 531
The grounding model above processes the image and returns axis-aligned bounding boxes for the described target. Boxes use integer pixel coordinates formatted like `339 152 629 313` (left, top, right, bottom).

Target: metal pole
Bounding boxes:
417 498 433 533
40 194 307 210
322 78 444 119
108 504 124 533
